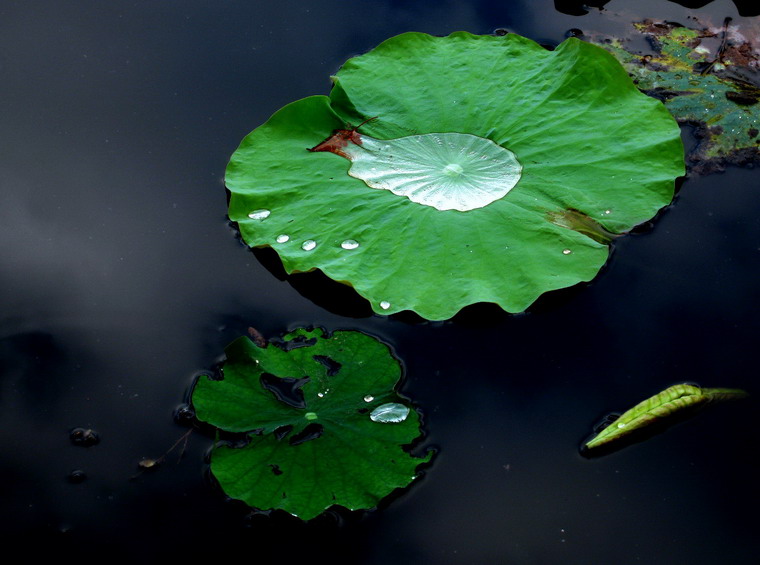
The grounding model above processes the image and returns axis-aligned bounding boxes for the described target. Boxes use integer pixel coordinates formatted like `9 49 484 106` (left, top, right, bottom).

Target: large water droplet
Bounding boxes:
276 234 290 243
370 402 410 423
363 395 374 403
379 301 391 310
341 239 359 250
340 132 522 212
302 240 317 251
248 209 271 220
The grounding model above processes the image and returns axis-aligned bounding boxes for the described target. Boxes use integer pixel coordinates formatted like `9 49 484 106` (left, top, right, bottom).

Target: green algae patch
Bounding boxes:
227 31 684 320
191 328 431 520
587 19 760 174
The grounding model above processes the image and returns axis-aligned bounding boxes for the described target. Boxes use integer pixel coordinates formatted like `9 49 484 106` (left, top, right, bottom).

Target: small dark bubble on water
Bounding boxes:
565 28 584 39
173 404 195 425
69 427 99 447
493 28 509 36
67 469 87 483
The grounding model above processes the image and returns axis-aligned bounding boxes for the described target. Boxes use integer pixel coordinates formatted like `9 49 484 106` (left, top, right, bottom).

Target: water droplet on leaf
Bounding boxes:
248 209 271 220
379 301 391 310
370 403 410 423
336 132 522 212
363 395 374 402
276 234 290 243
341 239 359 250
302 240 317 251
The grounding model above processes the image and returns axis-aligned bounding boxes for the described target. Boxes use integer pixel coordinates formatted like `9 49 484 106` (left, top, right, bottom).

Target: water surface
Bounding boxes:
1 1 758 563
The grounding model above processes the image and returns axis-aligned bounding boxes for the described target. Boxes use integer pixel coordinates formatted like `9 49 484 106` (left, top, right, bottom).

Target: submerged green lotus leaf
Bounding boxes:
587 19 760 173
191 328 431 520
226 31 684 320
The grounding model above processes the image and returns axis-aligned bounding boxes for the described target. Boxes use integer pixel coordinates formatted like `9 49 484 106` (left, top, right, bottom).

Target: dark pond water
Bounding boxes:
1 1 758 563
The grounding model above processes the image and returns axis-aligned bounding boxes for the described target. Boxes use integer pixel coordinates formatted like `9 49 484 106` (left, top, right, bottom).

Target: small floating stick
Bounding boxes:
584 383 748 452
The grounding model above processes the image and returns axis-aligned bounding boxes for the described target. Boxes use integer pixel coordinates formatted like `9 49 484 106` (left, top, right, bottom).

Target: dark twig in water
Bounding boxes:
701 17 732 76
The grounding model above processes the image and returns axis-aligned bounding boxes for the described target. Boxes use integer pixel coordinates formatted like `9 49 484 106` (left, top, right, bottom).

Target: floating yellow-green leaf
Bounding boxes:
583 383 748 453
587 18 760 174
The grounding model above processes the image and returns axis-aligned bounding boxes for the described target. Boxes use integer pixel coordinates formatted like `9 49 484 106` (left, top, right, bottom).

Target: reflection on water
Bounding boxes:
1 1 758 563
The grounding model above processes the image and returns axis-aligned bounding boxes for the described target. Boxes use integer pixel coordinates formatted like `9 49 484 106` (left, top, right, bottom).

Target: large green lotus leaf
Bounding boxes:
192 328 431 520
226 32 684 320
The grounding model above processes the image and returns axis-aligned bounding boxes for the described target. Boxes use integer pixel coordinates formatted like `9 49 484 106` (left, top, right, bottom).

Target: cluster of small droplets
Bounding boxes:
250 209 363 253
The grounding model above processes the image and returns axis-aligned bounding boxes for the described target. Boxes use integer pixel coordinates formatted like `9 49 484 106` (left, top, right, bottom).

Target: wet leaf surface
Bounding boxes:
227 32 684 319
191 328 431 520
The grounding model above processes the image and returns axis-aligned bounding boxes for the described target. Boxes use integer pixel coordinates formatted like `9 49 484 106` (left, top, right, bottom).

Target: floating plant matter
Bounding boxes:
587 18 760 173
226 32 685 320
191 328 431 520
583 383 748 454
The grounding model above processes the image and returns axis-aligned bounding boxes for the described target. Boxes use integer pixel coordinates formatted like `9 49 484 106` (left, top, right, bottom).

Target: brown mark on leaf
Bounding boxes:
308 116 377 159
546 209 619 245
248 326 267 348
